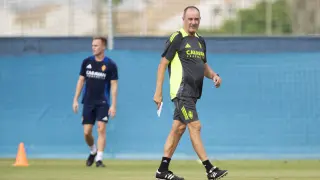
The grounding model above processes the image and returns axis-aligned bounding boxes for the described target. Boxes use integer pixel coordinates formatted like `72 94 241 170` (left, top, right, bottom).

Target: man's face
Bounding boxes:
183 8 201 34
92 39 105 56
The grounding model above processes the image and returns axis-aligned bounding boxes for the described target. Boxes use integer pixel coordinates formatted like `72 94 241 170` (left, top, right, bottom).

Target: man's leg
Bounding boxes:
187 121 211 165
155 99 186 180
94 104 109 167
188 121 228 179
83 124 96 153
159 120 186 171
185 98 228 179
95 121 107 167
82 104 98 167
187 121 208 160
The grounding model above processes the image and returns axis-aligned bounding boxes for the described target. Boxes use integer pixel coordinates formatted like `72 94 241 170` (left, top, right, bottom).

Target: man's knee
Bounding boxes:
188 121 201 132
97 121 106 136
84 125 93 137
172 121 187 135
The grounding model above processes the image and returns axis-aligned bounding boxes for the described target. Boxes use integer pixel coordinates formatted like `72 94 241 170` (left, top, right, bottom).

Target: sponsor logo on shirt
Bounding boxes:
86 70 106 79
186 50 205 59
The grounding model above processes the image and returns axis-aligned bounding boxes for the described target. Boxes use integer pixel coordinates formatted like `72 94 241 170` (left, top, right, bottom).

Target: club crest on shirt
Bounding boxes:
101 65 107 71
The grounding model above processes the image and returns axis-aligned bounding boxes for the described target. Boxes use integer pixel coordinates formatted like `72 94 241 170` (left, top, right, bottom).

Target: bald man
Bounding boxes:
153 6 228 180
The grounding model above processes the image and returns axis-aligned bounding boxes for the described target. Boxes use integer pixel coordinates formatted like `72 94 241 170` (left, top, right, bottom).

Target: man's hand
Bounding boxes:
204 64 221 88
73 76 85 114
153 92 163 109
73 100 79 113
154 57 169 110
109 105 116 119
213 74 222 88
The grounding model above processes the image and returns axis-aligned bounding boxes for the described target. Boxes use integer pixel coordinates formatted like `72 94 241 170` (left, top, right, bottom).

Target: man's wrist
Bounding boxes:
212 73 219 79
155 89 162 95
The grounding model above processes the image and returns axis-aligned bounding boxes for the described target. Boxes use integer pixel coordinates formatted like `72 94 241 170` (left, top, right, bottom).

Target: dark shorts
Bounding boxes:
82 104 109 125
173 97 199 124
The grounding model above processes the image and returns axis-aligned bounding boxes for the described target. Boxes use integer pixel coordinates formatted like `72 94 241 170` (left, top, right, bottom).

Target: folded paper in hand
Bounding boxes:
157 102 163 117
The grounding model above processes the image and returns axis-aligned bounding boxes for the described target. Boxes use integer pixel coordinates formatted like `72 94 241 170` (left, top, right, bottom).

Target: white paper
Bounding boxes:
157 102 163 117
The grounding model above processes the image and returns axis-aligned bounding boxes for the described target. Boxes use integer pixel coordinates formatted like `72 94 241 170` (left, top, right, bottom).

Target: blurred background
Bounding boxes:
1 0 320 37
0 0 320 161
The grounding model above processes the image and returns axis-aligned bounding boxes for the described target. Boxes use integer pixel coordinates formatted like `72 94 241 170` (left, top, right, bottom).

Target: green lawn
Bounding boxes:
0 159 320 180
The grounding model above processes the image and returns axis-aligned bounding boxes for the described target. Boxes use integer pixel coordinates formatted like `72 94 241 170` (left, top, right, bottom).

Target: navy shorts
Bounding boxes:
82 104 109 125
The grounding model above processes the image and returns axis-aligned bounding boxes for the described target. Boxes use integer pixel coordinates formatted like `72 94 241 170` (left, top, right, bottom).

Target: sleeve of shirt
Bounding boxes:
109 61 118 80
161 32 181 61
199 37 207 64
79 59 87 77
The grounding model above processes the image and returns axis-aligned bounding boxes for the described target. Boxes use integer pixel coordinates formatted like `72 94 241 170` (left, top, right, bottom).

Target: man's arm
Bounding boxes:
154 32 181 108
204 63 219 79
73 59 87 113
204 63 221 88
74 59 87 102
110 80 118 108
108 62 119 118
200 37 220 81
154 57 170 98
73 76 85 102
72 75 85 113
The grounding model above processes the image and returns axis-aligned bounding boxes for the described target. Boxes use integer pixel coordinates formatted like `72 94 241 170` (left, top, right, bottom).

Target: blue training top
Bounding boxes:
79 56 118 106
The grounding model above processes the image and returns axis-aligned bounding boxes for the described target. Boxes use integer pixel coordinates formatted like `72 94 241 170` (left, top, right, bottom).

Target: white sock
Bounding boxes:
96 151 103 161
89 144 97 155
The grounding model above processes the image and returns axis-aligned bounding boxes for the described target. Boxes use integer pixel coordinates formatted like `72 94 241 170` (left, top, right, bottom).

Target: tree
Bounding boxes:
198 0 292 35
100 0 122 5
112 0 122 5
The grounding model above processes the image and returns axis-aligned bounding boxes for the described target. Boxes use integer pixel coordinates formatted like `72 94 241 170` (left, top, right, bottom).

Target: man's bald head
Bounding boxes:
183 6 200 19
182 6 201 35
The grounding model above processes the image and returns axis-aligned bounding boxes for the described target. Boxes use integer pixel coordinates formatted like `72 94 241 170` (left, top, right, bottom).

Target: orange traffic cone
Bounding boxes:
13 142 29 167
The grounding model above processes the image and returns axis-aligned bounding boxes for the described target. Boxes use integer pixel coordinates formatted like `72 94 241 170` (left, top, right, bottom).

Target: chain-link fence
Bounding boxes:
1 0 320 37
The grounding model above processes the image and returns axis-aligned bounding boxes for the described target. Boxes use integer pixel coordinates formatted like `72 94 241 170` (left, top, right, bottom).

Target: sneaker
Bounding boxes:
155 170 184 180
207 167 228 180
96 160 106 167
86 153 97 166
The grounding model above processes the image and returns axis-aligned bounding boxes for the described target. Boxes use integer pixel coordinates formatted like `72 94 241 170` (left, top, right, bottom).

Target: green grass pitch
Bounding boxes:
0 159 320 180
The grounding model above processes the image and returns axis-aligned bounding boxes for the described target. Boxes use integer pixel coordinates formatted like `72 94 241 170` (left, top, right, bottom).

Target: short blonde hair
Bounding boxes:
93 36 107 46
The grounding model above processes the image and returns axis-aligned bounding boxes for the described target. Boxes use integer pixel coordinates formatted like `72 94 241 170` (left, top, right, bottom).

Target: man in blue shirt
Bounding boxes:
73 37 118 167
